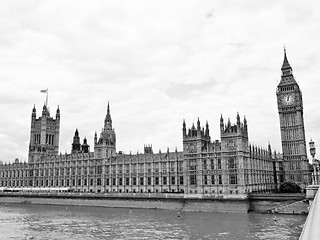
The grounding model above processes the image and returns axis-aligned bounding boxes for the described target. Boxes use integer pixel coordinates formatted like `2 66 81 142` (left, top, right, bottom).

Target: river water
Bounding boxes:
0 203 305 240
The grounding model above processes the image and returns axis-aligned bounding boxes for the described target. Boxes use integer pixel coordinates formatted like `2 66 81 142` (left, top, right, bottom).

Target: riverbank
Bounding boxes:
0 192 308 214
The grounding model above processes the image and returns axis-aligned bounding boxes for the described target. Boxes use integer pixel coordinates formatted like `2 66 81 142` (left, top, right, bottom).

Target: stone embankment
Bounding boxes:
0 192 308 214
0 192 249 213
249 193 308 214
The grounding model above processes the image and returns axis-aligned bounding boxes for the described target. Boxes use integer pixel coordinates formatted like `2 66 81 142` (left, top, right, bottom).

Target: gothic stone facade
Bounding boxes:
0 104 281 195
276 50 311 187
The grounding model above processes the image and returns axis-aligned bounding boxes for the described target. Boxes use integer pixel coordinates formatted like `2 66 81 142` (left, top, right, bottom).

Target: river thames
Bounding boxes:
0 203 305 240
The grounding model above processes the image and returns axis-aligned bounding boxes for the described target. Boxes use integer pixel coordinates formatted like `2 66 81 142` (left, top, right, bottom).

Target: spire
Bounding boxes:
32 104 36 118
281 47 291 70
243 115 247 131
42 103 49 116
81 137 90 153
281 48 293 77
182 119 186 137
197 117 201 130
72 128 81 153
104 102 112 130
107 101 110 116
236 112 240 126
205 120 209 136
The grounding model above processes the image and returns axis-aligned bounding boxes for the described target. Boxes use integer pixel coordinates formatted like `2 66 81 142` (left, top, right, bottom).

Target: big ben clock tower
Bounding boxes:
276 49 310 187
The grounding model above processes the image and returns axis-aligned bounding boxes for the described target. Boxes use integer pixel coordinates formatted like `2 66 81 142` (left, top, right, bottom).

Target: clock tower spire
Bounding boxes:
276 49 310 187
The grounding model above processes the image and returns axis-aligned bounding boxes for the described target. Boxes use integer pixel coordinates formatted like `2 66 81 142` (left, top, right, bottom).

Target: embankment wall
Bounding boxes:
0 194 249 213
0 193 306 213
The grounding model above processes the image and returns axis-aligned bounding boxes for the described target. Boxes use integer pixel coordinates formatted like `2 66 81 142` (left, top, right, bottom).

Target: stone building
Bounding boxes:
28 104 60 163
0 51 309 195
0 102 281 195
276 49 311 187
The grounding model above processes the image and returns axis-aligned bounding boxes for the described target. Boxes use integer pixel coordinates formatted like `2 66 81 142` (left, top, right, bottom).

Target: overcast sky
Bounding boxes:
1 0 320 163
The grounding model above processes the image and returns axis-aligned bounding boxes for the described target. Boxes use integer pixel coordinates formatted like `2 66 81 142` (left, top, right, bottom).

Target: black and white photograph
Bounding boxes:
0 1 319 239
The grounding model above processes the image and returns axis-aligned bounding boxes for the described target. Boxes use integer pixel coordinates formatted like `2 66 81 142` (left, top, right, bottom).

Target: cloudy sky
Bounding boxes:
1 0 320 163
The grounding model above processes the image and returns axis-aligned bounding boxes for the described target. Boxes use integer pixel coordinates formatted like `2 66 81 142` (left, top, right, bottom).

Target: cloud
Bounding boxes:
0 0 320 162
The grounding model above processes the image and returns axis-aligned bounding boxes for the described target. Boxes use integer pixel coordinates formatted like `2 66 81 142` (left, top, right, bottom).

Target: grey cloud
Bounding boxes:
166 79 219 99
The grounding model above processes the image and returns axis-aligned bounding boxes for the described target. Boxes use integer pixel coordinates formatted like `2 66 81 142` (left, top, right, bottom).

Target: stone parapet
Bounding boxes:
305 185 319 201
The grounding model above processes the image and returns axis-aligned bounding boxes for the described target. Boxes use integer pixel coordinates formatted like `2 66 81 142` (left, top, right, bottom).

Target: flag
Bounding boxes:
40 89 47 93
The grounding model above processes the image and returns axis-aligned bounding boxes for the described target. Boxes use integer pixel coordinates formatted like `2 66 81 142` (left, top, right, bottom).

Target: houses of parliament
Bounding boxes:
0 51 311 195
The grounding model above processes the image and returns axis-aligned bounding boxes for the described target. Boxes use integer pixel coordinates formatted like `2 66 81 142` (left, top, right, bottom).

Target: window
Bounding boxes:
204 175 207 185
147 177 151 185
97 166 102 174
189 160 197 171
97 178 101 186
140 177 144 185
155 177 159 185
126 178 130 185
179 176 184 185
190 175 196 185
119 178 123 186
211 159 214 170
112 178 116 185
171 176 175 185
218 175 222 185
229 174 237 184
228 157 236 169
133 177 137 185
217 159 221 169
163 177 167 185
211 175 215 185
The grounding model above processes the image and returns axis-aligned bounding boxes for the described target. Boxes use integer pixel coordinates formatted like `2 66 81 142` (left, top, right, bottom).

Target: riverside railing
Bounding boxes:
299 186 320 240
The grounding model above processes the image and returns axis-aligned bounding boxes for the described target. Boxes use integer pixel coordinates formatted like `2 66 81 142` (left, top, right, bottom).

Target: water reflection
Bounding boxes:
0 203 305 240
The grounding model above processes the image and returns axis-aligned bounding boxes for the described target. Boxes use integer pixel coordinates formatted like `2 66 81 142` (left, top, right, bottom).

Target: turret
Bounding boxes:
183 119 211 153
182 119 186 137
281 48 293 77
56 105 60 120
144 144 153 154
236 112 240 127
197 117 201 137
220 114 224 133
205 121 209 137
32 105 36 120
28 102 60 163
104 101 112 130
71 129 81 154
81 137 90 153
94 102 116 158
197 117 201 131
94 131 97 145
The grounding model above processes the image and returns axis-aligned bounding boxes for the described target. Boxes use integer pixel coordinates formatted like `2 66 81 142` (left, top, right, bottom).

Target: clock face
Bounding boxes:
282 94 294 105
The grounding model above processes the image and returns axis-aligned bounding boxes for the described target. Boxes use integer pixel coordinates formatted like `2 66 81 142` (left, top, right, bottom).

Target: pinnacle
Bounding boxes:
281 48 291 70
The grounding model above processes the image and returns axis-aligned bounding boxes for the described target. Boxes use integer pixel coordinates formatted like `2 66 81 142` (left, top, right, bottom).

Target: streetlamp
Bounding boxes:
309 139 317 185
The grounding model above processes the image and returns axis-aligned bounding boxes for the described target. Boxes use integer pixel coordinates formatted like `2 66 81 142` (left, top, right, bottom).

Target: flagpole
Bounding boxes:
46 88 48 107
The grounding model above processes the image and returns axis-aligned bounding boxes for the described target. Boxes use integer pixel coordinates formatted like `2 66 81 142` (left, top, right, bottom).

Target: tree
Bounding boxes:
279 181 301 193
